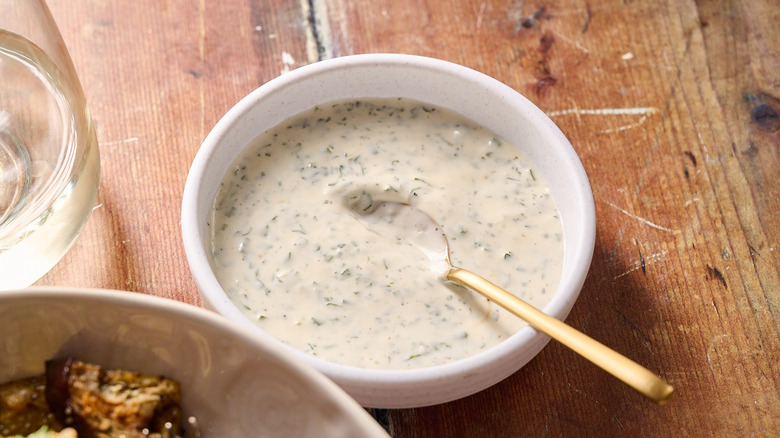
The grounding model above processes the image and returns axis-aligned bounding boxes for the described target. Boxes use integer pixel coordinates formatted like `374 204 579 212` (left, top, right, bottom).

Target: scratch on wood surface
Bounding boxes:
613 307 655 355
598 115 652 134
476 2 486 34
547 107 659 116
706 334 728 373
547 107 658 133
613 250 667 280
550 30 591 55
281 51 296 74
603 200 678 233
566 382 626 431
684 197 702 207
99 137 139 147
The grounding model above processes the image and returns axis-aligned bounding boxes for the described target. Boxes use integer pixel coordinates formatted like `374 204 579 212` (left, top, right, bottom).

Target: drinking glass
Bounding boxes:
0 0 100 289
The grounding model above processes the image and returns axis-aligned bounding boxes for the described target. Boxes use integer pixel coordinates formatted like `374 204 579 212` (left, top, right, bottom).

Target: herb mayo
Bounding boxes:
209 98 563 369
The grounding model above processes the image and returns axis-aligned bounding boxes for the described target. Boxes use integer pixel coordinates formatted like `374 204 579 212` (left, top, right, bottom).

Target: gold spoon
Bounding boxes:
347 193 674 405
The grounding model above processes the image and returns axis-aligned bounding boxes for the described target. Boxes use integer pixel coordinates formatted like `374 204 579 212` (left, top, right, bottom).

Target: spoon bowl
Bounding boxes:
349 193 674 405
344 191 451 277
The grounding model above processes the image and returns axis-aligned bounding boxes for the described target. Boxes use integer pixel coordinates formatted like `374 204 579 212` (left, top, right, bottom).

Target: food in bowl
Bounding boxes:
1 426 75 438
182 54 596 408
0 288 389 435
208 97 563 369
0 357 182 438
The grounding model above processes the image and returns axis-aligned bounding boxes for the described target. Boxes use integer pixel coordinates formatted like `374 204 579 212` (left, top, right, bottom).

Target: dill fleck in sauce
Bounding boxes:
209 98 563 369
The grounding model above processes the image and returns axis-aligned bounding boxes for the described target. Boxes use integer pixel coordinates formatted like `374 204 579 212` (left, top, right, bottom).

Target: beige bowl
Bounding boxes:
0 288 388 437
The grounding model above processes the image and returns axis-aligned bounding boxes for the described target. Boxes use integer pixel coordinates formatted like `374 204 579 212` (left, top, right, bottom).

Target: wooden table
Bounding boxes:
41 0 779 435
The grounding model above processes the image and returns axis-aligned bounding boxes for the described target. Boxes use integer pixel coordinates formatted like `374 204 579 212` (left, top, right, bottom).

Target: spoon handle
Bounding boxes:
446 267 674 405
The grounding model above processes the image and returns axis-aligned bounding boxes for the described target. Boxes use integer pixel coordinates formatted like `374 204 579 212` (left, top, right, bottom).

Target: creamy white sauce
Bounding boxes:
209 98 563 369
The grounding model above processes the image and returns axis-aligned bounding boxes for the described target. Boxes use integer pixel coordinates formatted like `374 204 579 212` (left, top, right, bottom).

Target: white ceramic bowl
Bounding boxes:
0 288 388 437
181 54 596 408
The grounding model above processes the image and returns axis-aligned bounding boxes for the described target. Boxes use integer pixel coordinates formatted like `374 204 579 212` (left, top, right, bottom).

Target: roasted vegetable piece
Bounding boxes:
45 358 182 438
0 375 60 436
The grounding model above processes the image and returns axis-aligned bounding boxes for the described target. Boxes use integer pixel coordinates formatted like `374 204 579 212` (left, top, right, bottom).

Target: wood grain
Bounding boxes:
39 0 779 435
